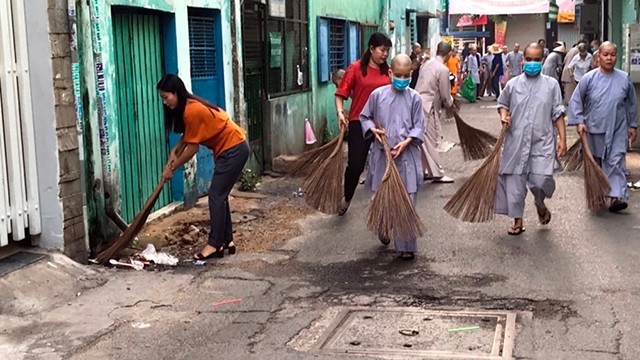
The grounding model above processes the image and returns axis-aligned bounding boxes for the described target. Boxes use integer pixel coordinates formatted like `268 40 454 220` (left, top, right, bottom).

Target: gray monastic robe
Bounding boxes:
360 85 425 252
542 51 563 81
568 68 638 201
495 74 565 218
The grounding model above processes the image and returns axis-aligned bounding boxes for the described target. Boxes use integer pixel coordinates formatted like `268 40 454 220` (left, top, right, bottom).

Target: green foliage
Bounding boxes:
238 168 260 192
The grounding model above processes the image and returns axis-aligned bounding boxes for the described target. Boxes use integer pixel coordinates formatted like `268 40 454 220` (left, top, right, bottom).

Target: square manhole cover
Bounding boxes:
311 307 516 359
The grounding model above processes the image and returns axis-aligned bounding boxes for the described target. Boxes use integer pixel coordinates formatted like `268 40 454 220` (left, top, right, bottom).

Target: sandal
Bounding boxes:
537 207 551 225
507 226 526 236
338 199 350 216
401 252 415 261
609 199 628 213
193 247 224 260
378 235 391 246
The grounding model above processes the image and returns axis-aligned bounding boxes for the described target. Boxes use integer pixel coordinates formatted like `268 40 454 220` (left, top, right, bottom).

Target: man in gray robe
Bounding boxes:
568 41 638 213
466 44 481 99
415 41 457 183
495 43 567 235
360 54 424 260
505 43 523 78
542 44 566 82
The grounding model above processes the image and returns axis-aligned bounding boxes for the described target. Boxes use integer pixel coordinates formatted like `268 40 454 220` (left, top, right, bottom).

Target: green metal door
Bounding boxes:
112 10 170 222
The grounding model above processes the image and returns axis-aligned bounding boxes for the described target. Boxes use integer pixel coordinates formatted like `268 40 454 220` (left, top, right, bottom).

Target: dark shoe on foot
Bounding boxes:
432 176 454 184
378 235 390 246
224 244 237 255
338 199 350 216
609 199 628 213
537 207 551 225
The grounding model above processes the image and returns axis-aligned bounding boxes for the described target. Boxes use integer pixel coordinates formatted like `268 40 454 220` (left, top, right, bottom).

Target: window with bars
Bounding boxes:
265 0 309 97
189 15 217 78
317 17 361 83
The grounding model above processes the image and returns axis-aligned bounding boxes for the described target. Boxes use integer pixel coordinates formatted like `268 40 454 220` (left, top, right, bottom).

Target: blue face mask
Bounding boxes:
523 61 542 76
392 76 411 91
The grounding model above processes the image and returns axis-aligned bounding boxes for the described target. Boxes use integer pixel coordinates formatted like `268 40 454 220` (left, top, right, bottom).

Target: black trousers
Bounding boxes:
492 75 501 98
344 121 372 202
207 141 250 248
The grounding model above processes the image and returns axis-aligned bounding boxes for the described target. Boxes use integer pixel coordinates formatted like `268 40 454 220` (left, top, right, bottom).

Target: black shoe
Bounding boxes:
378 235 390 245
224 244 237 255
401 252 415 261
609 199 628 213
194 247 224 260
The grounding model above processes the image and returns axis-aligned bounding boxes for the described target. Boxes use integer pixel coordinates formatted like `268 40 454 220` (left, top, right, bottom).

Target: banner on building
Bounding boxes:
495 21 507 45
558 0 575 23
449 0 549 15
456 15 488 27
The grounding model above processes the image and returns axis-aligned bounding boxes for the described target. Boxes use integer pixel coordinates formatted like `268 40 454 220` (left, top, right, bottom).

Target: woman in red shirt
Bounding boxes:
157 75 249 260
335 32 392 215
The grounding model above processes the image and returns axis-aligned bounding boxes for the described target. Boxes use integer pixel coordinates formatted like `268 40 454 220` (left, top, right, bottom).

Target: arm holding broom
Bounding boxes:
162 141 199 183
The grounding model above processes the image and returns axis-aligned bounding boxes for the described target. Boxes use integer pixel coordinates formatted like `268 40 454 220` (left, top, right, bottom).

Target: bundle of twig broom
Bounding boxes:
286 127 346 178
444 125 508 222
367 132 425 242
96 180 166 263
300 128 346 214
578 133 610 211
562 138 583 171
453 112 498 161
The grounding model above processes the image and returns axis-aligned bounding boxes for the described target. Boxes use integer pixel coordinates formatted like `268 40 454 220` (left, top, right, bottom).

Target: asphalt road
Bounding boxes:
3 99 639 360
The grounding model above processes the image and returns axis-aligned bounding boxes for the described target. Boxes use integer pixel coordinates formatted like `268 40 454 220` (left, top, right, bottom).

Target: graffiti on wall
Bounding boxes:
89 0 111 174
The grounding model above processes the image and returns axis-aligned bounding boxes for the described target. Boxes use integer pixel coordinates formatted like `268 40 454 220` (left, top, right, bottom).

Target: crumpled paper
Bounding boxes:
141 244 179 266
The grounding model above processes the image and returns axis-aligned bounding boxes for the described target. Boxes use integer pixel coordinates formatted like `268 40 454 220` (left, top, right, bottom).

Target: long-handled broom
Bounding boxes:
96 180 165 263
286 127 346 178
301 128 346 214
453 112 498 161
367 133 425 242
579 133 610 211
444 125 508 223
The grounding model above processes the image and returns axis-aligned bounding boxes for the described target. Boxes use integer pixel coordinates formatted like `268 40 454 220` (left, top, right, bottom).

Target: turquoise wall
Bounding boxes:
309 0 384 139
386 0 440 57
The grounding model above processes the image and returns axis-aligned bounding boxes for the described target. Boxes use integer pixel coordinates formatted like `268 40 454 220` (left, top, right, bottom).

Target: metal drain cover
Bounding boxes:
312 307 516 359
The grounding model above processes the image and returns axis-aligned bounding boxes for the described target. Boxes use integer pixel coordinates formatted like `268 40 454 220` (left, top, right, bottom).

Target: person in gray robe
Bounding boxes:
567 41 638 213
360 54 424 260
495 43 567 235
415 41 457 184
466 45 481 99
542 44 566 82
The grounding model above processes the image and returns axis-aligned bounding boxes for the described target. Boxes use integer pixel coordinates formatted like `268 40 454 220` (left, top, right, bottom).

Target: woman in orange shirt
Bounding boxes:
157 75 249 260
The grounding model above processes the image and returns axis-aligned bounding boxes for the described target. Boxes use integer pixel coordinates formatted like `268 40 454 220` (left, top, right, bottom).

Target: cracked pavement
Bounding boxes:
2 100 640 360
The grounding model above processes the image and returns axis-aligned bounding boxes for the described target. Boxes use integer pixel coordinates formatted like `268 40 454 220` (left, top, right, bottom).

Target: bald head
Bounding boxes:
523 42 544 60
599 41 617 53
436 41 452 57
412 43 422 55
391 53 412 69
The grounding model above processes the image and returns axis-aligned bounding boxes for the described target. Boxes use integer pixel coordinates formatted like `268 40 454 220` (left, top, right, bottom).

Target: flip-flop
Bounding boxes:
507 226 526 236
432 176 454 184
401 252 415 260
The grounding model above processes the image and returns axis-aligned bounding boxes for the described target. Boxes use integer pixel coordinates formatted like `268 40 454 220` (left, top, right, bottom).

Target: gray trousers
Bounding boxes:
420 107 445 178
208 141 250 248
394 192 418 253
494 173 555 218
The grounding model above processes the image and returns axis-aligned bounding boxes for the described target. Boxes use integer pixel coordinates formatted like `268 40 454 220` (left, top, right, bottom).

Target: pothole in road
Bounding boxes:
292 307 516 359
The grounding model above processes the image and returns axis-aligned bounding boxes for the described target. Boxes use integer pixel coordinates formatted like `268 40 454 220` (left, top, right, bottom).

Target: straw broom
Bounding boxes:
301 128 346 214
96 180 165 263
443 125 508 223
562 138 583 171
579 133 610 211
453 112 498 161
367 133 425 242
286 127 346 178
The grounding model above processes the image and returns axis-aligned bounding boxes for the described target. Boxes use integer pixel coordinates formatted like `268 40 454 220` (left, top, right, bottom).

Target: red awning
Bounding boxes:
456 15 488 27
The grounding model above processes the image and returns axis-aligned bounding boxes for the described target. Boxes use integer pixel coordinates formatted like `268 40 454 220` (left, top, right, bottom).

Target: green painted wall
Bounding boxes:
385 0 440 57
309 0 384 139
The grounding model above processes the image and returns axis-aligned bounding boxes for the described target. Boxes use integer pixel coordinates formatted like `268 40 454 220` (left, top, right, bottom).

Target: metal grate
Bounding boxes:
329 19 345 73
189 16 217 78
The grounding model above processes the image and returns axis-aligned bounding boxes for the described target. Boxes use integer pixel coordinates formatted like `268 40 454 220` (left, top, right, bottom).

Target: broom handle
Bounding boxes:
328 127 346 159
579 132 595 160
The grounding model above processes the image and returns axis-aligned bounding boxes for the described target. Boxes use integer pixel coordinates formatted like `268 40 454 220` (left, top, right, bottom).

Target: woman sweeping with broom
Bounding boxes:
335 32 392 216
360 53 425 260
157 75 249 260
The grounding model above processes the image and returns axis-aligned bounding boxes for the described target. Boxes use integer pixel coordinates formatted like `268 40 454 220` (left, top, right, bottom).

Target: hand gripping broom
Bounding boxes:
96 180 165 264
367 132 425 242
443 125 508 223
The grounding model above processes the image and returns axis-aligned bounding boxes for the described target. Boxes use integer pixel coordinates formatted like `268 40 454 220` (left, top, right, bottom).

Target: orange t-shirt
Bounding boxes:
183 99 246 159
446 56 460 95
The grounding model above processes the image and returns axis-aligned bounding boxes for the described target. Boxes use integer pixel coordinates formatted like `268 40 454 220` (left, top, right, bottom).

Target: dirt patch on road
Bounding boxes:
134 176 312 260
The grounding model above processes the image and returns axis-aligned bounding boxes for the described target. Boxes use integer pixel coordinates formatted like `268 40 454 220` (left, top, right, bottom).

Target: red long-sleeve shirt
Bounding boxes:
335 60 390 121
